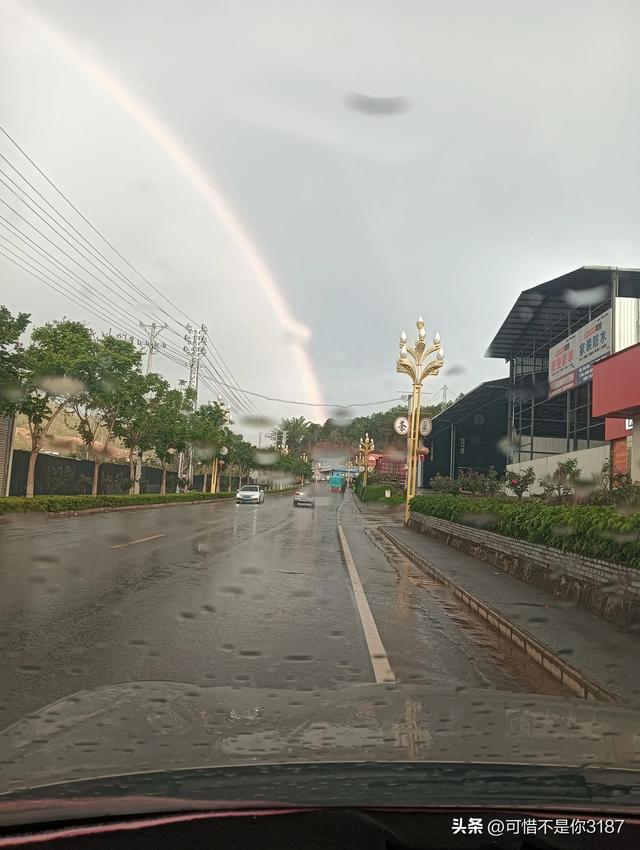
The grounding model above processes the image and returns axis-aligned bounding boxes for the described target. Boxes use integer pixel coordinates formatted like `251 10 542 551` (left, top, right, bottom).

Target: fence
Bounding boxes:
9 450 178 496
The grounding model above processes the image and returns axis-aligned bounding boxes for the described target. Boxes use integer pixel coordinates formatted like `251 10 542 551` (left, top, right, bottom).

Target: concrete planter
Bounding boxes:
409 512 640 631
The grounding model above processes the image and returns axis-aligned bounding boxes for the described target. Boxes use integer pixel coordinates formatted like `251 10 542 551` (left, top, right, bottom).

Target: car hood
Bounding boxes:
2 682 640 796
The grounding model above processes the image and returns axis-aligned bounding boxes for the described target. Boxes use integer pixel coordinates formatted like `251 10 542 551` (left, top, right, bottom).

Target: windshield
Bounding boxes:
1 0 640 828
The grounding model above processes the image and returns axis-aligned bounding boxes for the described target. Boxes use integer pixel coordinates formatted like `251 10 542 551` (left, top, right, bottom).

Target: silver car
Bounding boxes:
293 489 314 508
236 484 265 505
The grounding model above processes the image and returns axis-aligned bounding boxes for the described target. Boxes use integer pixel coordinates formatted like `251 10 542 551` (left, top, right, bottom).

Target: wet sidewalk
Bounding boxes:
377 518 640 707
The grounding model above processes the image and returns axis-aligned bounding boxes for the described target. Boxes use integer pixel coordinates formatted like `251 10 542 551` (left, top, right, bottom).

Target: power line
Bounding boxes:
197 380 406 409
200 355 254 414
0 226 151 336
0 247 143 341
0 169 182 334
0 151 187 330
0 126 256 412
0 124 196 325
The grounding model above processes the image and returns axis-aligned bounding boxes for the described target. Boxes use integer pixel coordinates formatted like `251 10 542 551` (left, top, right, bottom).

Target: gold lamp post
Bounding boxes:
396 316 444 524
358 433 375 486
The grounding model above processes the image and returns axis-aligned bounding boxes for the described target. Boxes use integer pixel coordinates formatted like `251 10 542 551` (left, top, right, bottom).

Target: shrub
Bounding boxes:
358 484 404 504
505 466 536 499
429 474 462 494
457 468 505 496
540 458 582 503
410 493 640 567
483 467 505 496
0 492 236 516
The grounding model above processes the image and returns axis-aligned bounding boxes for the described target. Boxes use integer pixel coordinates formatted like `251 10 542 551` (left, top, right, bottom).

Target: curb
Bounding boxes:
378 524 621 705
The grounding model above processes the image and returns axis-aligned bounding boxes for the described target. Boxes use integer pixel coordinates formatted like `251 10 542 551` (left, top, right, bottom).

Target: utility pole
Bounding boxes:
139 322 167 374
178 323 208 489
117 324 167 494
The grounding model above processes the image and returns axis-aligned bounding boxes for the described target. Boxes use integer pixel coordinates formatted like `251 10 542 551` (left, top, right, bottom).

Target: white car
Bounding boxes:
236 484 265 505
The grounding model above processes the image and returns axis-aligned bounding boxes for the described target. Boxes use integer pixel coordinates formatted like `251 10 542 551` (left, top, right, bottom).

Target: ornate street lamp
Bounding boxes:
358 433 375 486
396 316 444 523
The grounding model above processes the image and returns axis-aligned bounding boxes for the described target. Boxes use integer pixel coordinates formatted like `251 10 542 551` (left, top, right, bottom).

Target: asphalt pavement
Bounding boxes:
0 485 569 729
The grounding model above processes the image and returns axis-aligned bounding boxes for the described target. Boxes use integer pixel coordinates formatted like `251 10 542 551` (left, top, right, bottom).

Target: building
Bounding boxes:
592 342 640 481
485 266 640 489
422 379 510 485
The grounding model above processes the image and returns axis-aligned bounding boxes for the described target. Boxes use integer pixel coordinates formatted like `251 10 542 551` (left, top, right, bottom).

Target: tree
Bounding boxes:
272 416 311 454
72 335 142 496
0 306 30 410
114 372 171 493
505 466 536 500
189 402 228 491
16 320 96 497
273 451 312 484
224 432 256 489
149 387 192 494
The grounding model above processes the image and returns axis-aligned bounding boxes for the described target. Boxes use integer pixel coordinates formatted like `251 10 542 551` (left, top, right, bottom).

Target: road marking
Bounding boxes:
336 500 396 684
110 533 167 550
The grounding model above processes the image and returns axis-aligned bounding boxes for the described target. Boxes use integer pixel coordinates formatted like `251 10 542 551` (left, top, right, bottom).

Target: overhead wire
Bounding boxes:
200 354 254 413
0 170 169 321
0 247 143 341
0 124 196 326
0 129 259 413
0 227 152 337
0 150 188 330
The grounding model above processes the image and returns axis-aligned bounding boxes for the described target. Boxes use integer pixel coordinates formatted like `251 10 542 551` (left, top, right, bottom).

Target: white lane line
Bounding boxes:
336 503 396 684
110 533 167 550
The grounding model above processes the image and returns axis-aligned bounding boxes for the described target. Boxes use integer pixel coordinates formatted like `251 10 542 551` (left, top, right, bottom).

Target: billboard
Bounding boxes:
548 309 612 399
375 455 407 477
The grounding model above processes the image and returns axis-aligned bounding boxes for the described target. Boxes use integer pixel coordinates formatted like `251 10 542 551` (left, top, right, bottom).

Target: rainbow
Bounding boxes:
5 0 326 416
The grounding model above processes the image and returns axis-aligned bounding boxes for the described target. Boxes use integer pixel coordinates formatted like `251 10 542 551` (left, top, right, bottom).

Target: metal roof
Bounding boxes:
430 378 510 430
485 266 640 360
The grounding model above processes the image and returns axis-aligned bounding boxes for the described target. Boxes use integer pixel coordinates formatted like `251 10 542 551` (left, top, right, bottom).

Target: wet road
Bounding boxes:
0 486 567 728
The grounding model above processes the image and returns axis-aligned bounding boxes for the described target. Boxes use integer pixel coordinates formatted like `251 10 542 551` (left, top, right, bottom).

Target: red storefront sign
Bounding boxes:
604 417 633 441
592 342 640 419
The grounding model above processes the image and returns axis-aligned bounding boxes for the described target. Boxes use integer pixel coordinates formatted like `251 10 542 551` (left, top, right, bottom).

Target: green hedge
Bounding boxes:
0 492 236 515
355 479 404 505
0 486 299 516
410 493 640 568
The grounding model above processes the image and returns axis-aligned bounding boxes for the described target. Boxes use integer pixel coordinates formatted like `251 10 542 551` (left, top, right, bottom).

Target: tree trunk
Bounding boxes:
129 447 135 495
161 460 167 495
91 460 101 496
26 450 38 498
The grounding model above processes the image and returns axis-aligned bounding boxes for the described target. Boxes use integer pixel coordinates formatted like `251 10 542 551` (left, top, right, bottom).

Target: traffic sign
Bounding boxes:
419 418 433 437
367 466 374 473
394 416 409 435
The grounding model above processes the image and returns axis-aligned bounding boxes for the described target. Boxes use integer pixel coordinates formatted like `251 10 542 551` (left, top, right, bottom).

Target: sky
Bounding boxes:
1 0 640 440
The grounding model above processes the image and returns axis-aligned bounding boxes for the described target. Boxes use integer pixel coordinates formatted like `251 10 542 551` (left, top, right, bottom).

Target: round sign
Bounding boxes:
394 416 410 436
367 465 374 473
419 418 433 437
358 465 365 473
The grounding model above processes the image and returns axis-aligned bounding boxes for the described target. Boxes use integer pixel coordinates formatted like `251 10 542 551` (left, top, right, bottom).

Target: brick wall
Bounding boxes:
408 512 640 629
